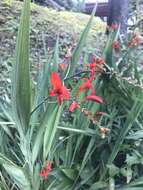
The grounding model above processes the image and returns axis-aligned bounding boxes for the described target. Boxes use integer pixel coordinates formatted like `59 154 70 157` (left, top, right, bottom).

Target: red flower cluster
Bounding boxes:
49 56 105 115
39 161 52 179
49 72 70 105
75 56 104 106
86 56 104 81
77 78 95 96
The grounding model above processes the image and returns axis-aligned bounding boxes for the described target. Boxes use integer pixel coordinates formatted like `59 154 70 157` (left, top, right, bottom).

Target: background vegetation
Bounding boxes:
0 0 143 190
0 0 105 98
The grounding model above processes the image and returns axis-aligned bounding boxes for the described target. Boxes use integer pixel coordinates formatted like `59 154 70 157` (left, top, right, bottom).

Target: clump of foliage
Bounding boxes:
0 0 143 190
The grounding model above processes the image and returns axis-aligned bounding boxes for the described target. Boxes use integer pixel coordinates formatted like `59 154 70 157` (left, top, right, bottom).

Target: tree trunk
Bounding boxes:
107 0 129 35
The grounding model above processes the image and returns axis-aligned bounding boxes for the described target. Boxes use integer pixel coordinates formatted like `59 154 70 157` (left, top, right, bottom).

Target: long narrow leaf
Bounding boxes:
32 103 59 164
65 4 97 77
12 0 31 134
43 104 62 160
0 153 31 190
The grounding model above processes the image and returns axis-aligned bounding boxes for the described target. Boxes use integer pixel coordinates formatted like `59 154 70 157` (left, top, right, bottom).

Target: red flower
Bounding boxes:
112 41 120 52
49 72 70 105
77 78 95 96
39 161 52 179
86 95 104 104
85 57 96 81
86 59 96 69
69 101 78 112
86 56 104 81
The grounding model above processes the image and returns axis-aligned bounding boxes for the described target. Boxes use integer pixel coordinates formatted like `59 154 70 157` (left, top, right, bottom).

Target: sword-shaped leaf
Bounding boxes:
12 0 31 134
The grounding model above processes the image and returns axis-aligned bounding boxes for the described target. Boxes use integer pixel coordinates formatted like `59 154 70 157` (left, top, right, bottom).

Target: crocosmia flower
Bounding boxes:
39 161 52 179
86 95 104 104
86 56 104 81
69 101 78 112
49 72 70 105
77 78 95 96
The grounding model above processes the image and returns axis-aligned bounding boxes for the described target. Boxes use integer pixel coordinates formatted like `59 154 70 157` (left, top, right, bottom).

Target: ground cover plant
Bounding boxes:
0 0 105 100
0 0 143 190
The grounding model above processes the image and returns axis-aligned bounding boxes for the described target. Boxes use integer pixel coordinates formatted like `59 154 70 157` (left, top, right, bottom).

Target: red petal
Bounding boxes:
57 95 62 105
39 169 48 178
49 90 56 97
77 79 94 96
79 80 91 92
79 83 89 92
69 101 78 112
86 95 104 104
62 86 70 100
39 161 52 179
51 72 62 90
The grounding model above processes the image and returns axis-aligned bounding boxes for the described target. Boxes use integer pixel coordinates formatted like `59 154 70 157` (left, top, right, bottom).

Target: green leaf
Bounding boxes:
126 130 143 140
57 126 95 136
0 153 31 190
50 36 59 72
107 164 119 177
89 181 107 190
3 164 31 190
117 188 143 190
32 104 61 164
126 154 140 166
12 0 31 134
125 176 143 187
65 4 97 77
103 26 120 69
61 168 77 181
100 93 143 180
43 104 62 160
